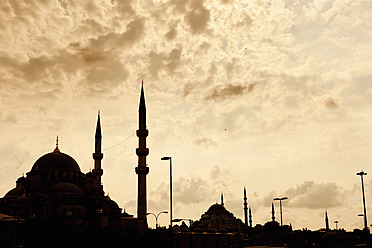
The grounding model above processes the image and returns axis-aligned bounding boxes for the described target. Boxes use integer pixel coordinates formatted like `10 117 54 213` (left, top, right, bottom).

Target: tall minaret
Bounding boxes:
243 187 248 226
325 210 329 231
271 202 275 222
135 82 150 232
92 111 103 185
221 193 224 206
249 207 253 228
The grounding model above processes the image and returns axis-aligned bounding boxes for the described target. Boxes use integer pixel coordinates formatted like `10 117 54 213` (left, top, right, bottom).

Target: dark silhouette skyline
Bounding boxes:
1 0 372 232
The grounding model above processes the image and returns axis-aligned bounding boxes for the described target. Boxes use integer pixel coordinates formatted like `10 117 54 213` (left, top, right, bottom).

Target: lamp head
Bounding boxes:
172 218 183 223
161 157 171 160
357 171 367 176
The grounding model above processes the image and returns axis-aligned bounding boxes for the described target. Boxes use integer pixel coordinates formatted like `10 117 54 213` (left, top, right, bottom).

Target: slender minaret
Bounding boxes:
325 210 329 231
271 202 275 222
135 82 150 232
243 187 248 226
249 207 253 228
221 193 224 206
92 111 103 185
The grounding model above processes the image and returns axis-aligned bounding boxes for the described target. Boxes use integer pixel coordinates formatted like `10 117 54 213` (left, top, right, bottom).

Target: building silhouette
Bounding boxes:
0 85 150 231
191 196 246 233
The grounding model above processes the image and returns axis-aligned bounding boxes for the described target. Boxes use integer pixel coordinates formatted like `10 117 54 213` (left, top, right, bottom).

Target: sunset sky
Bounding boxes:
1 0 372 231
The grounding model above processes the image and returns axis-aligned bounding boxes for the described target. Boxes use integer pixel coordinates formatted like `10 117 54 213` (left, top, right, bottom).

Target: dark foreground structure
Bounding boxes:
0 84 371 248
1 216 371 248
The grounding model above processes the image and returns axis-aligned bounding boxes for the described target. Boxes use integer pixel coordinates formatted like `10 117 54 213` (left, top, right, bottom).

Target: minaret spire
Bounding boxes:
53 135 60 152
325 210 329 231
139 80 146 114
136 81 150 232
92 111 103 185
271 202 276 222
221 193 224 206
243 187 248 226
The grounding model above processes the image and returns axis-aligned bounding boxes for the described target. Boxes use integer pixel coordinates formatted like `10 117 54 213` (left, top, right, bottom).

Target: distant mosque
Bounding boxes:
191 193 247 233
0 84 150 232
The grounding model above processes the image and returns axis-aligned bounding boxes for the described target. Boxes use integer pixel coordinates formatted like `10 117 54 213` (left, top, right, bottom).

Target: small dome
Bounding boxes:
31 151 81 172
51 182 83 196
12 195 32 207
4 186 24 198
96 197 119 208
16 176 26 184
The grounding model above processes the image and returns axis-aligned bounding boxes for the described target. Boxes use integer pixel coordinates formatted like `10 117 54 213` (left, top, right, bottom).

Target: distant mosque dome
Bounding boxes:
206 203 229 215
31 150 81 172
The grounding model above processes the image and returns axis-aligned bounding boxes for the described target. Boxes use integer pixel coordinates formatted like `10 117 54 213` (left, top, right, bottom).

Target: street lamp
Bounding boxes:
334 220 339 230
147 211 168 229
357 170 368 230
273 197 288 226
161 156 173 230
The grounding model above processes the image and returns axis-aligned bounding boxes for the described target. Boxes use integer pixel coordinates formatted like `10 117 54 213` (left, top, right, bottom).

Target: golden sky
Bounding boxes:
1 0 372 230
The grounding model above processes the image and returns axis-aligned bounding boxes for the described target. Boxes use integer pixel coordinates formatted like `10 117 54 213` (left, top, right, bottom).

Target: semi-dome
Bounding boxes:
95 196 119 208
4 186 24 198
51 182 84 196
31 150 81 172
12 195 32 207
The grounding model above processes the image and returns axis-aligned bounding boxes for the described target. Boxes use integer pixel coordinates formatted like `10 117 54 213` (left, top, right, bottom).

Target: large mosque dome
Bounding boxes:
31 150 81 172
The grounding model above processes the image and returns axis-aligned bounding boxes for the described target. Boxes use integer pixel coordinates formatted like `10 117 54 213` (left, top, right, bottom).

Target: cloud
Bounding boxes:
142 175 216 213
114 0 136 19
325 97 338 109
193 137 217 148
0 113 17 124
254 190 278 208
148 45 183 78
174 176 213 204
285 181 345 209
117 17 146 47
165 20 179 40
183 81 197 97
185 0 211 34
205 83 258 101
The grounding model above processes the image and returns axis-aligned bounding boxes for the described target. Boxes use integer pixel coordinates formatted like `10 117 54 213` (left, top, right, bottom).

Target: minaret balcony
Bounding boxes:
93 153 103 160
135 167 149 175
136 129 148 137
136 148 149 156
92 168 103 176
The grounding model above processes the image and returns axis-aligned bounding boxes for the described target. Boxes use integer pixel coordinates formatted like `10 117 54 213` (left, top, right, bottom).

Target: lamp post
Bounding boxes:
357 170 368 230
334 220 339 230
273 197 288 226
147 211 168 229
161 157 173 230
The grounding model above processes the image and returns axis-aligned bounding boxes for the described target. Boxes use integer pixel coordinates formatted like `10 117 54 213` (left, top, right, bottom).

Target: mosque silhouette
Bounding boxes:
0 84 370 248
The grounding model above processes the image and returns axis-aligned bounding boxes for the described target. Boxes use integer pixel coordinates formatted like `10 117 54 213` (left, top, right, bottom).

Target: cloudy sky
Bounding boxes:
1 0 372 231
